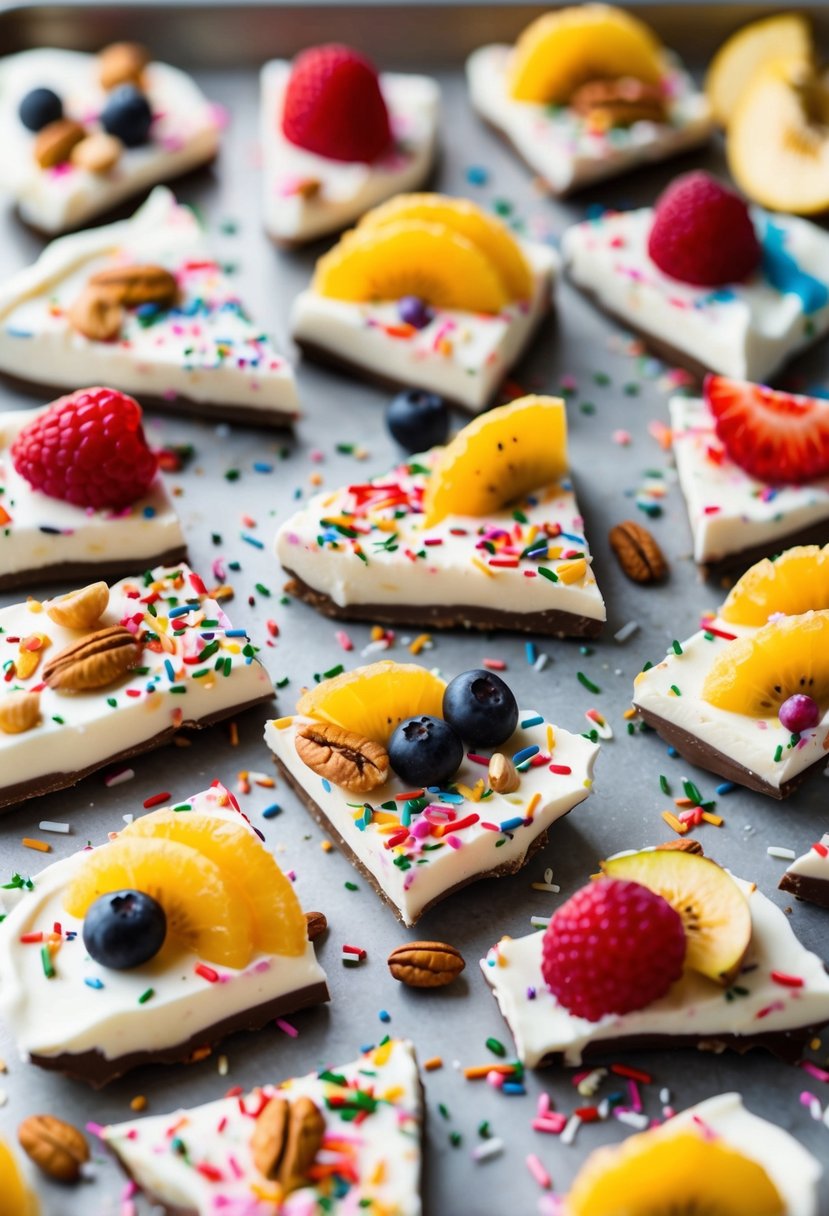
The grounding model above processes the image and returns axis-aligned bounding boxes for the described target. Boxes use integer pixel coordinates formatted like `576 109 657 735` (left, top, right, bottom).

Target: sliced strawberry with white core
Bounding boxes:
704 374 829 485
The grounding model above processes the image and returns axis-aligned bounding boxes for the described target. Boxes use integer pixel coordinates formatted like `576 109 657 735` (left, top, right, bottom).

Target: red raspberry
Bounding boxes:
12 387 158 510
541 878 686 1022
647 171 761 287
281 44 392 163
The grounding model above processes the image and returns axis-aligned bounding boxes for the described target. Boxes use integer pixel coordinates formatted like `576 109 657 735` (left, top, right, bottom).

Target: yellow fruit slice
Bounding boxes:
705 12 812 128
0 1138 37 1216
600 850 751 986
566 1128 783 1216
422 395 567 527
702 609 829 716
728 58 829 214
358 194 533 301
297 660 446 744
312 220 510 313
64 836 255 969
121 811 307 957
720 545 829 625
508 4 663 104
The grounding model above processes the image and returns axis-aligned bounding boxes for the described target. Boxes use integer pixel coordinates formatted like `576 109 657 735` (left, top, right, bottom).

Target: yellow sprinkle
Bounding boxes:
623 706 637 720
524 525 538 545
471 557 495 578
464 1063 516 1079
547 546 562 560
22 838 50 853
272 716 294 729
546 723 555 753
320 839 333 853
583 778 593 789
372 1039 393 1067
382 1086 404 1103
369 1161 387 1186
809 1037 822 1051
130 1095 147 1112
409 633 431 656
525 792 541 819
371 626 385 641
373 813 401 827
423 1056 443 1072
227 721 239 747
309 471 323 486
701 811 724 826
373 518 397 533
27 599 44 614
661 810 688 836
557 558 587 585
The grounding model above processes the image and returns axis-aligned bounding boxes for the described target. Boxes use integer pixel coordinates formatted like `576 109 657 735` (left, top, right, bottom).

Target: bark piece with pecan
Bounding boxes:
251 1094 325 1194
18 1114 89 1182
609 520 668 584
42 625 142 692
387 940 466 988
570 77 667 129
295 721 389 792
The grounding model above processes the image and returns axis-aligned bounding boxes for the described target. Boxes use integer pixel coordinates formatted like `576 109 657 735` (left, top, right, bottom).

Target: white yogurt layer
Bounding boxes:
266 712 598 926
670 395 829 567
0 563 274 806
103 1039 421 1216
276 444 605 629
0 786 327 1065
781 835 829 910
261 61 439 244
467 46 711 196
632 616 829 794
0 406 185 584
563 206 829 381
482 872 829 1067
291 240 556 412
0 48 220 234
0 187 299 420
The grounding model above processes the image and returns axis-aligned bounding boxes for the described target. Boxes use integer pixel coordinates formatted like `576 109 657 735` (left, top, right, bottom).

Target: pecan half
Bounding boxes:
68 286 125 341
89 264 178 308
657 838 705 855
488 752 520 794
251 1095 325 1194
295 722 389 793
42 625 142 692
71 132 122 174
387 940 466 988
47 581 110 631
570 77 667 128
305 910 328 941
0 691 41 735
18 1114 89 1182
34 119 86 168
609 520 668 584
99 41 150 90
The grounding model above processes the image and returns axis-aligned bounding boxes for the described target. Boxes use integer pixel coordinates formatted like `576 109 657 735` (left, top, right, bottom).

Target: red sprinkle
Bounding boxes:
482 658 507 671
19 931 43 944
700 619 738 641
143 791 171 809
574 1106 601 1123
342 945 366 959
195 963 219 983
610 1063 652 1084
813 842 828 858
549 764 573 775
770 970 805 989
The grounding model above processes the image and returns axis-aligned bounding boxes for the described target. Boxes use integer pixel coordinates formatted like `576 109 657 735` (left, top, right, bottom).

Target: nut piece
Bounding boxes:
71 132 123 173
570 77 667 129
42 625 142 692
90 264 178 308
305 910 328 941
251 1094 325 1195
387 940 466 988
14 633 51 681
609 520 668 584
488 752 520 794
68 286 125 341
47 582 110 631
34 119 86 168
295 722 389 793
251 1094 289 1181
0 691 41 735
99 41 150 90
657 838 705 855
18 1114 89 1183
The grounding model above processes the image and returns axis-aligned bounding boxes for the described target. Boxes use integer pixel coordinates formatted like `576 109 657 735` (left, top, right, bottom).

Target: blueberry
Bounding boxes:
443 669 519 748
386 389 449 453
398 295 434 330
19 87 63 132
83 889 166 970
388 714 463 786
100 85 152 147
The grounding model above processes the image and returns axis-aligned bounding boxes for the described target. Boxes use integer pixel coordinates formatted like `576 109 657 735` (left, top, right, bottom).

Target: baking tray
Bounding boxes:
0 5 828 1214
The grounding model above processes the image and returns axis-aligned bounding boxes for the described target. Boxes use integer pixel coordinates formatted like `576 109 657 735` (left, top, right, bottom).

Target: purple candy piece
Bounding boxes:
778 693 821 734
398 295 434 330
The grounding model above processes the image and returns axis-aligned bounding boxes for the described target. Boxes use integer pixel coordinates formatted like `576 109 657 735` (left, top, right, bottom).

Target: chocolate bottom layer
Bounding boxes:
0 542 189 593
0 689 275 813
779 870 829 910
531 1024 827 1069
635 705 819 800
30 978 330 1088
700 515 829 582
283 572 604 639
274 754 566 925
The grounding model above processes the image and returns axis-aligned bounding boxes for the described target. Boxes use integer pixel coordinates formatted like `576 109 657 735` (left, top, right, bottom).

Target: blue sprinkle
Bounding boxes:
142 505 156 518
434 790 464 803
526 986 537 1000
321 778 331 793
501 1082 526 1095
715 781 736 795
466 165 489 186
84 977 104 990
6 327 33 338
762 220 829 313
168 604 196 618
253 461 274 473
262 804 282 819
667 746 678 757
241 533 265 549
379 1010 391 1023
224 629 247 637
520 714 544 729
512 744 539 766
163 658 176 682
500 816 525 833
525 641 537 665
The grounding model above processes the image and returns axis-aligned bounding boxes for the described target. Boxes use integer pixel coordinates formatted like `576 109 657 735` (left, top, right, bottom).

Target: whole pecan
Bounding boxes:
90 264 178 308
68 286 125 341
570 77 667 128
18 1114 89 1182
295 722 389 793
387 940 466 988
609 520 668 584
251 1094 325 1194
42 625 142 692
34 119 86 168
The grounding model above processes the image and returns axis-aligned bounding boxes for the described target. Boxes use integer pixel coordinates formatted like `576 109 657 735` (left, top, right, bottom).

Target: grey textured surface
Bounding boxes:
0 7 828 1215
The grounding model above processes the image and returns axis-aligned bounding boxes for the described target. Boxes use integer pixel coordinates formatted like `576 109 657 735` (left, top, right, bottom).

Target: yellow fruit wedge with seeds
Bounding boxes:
706 11 812 127
297 660 445 744
508 4 663 104
64 836 255 969
600 849 751 986
358 194 533 301
312 220 510 313
702 609 829 716
122 810 307 957
720 544 829 625
566 1127 784 1216
422 395 567 527
0 1139 37 1216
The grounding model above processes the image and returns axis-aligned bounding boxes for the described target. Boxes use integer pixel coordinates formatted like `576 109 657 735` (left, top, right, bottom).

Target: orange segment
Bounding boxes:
422 395 567 527
0 1139 37 1216
296 660 445 744
64 836 255 969
720 545 829 625
122 810 307 957
702 610 829 716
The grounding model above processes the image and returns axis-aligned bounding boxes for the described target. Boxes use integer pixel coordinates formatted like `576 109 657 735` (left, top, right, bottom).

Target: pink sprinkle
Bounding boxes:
467 753 491 766
446 835 463 849
537 1093 551 1116
612 429 632 446
335 630 354 652
801 1061 829 1084
483 658 507 671
526 1153 552 1190
627 1080 642 1112
532 1114 567 1134
276 1018 298 1038
487 1070 505 1089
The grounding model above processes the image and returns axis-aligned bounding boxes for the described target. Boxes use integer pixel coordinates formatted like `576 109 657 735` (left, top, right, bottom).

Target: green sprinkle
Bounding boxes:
669 684 681 697
641 660 653 673
577 672 600 694
438 1103 450 1120
138 987 155 1004
537 566 559 583
774 744 783 763
485 1036 506 1057
682 779 702 805
659 775 671 795
254 583 271 597
345 881 359 891
449 1131 462 1147
106 697 117 708
478 1121 491 1138
579 401 596 415
512 509 529 524
41 946 55 978
671 640 683 655
225 469 240 482
323 664 345 680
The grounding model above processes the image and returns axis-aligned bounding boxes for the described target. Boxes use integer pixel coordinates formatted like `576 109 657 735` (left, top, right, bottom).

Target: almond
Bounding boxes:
609 520 668 584
68 286 124 341
0 691 41 735
251 1094 289 1181
18 1114 89 1182
295 722 389 793
657 838 705 855
47 582 110 631
99 41 150 90
251 1094 325 1195
305 910 328 941
42 625 142 692
34 119 86 168
488 752 520 793
387 940 466 988
89 264 178 308
71 132 122 174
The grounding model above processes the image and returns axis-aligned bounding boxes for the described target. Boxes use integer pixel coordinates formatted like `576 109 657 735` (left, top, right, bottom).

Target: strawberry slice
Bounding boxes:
281 44 392 163
704 374 829 485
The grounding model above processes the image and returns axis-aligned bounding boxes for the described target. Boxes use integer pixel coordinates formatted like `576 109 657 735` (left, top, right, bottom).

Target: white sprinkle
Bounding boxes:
531 881 560 893
614 620 640 644
767 846 796 860
560 1114 581 1146
79 1161 97 1181
597 1097 610 1119
472 1137 504 1162
533 653 549 673
361 639 391 656
530 915 552 929
808 1096 823 1122
39 821 71 834
0 1090 7 1107
577 1068 606 1098
659 1087 671 1105
105 767 135 788
544 867 554 884
615 1109 649 1129
218 1054 229 1077
122 813 134 825
823 1103 829 1129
